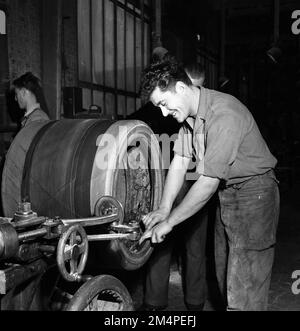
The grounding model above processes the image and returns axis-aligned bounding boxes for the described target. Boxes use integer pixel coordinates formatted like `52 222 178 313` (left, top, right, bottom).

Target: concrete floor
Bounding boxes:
123 187 300 311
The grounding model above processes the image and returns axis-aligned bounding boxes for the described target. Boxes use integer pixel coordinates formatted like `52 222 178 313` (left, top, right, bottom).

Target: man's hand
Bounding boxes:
139 220 173 244
142 207 170 231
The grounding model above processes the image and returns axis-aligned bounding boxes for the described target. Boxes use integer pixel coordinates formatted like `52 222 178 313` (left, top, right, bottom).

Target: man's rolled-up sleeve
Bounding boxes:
196 113 244 180
173 125 193 158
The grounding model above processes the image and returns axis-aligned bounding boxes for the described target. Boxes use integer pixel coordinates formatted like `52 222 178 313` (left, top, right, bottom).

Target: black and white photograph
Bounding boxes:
0 0 300 318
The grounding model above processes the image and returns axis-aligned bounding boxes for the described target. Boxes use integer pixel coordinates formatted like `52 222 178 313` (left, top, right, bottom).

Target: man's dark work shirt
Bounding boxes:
173 87 277 186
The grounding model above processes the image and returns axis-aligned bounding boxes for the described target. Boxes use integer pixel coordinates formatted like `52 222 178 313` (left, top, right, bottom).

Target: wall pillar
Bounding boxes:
41 0 62 120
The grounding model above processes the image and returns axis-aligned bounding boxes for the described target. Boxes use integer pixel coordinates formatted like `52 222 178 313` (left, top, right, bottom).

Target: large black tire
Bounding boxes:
1 121 52 216
65 275 134 311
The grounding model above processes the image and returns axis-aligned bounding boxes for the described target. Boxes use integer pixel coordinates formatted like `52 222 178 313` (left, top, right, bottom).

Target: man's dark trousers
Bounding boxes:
144 206 208 308
215 170 280 311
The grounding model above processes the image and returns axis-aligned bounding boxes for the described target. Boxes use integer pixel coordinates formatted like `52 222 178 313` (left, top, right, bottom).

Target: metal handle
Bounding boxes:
61 214 119 227
87 232 139 241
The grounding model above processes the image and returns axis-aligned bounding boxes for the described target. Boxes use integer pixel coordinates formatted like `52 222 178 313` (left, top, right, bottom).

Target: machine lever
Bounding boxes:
61 213 119 227
87 232 139 241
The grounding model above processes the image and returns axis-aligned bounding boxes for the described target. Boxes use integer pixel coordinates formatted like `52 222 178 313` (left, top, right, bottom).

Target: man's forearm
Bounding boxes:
166 175 220 227
159 154 190 212
159 169 186 212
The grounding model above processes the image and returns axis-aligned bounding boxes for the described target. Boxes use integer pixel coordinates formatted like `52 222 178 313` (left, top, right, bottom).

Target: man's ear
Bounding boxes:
175 81 186 95
21 88 27 97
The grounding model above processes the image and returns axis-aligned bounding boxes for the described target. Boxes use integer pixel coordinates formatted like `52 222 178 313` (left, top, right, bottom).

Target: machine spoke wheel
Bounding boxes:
65 275 134 311
57 225 89 282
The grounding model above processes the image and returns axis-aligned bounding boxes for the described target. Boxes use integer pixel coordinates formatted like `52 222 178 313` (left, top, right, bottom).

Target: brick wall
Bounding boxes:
7 0 42 82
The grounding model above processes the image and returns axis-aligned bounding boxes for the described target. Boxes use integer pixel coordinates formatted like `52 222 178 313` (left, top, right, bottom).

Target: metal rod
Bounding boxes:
78 274 93 282
18 228 48 242
61 214 119 227
87 233 131 241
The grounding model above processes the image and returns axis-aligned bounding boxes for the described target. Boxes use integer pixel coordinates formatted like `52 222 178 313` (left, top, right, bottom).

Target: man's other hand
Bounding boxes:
139 220 173 244
142 207 170 231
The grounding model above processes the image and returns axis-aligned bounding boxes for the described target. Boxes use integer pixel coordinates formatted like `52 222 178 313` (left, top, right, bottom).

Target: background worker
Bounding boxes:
13 72 49 129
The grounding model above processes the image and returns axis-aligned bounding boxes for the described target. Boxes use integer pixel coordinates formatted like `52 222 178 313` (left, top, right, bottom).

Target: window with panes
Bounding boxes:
77 0 152 119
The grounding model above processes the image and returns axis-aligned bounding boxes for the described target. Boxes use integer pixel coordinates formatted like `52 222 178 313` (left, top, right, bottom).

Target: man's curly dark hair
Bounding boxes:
140 59 192 101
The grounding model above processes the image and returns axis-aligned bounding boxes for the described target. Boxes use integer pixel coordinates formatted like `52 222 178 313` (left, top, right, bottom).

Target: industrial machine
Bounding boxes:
0 118 165 310
0 196 142 311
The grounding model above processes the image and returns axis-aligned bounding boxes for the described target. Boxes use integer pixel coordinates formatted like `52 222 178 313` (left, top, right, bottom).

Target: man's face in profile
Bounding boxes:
150 84 191 123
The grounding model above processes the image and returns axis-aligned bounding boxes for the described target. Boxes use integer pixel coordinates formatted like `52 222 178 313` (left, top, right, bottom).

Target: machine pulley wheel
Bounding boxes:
57 224 89 282
65 274 133 311
95 195 124 223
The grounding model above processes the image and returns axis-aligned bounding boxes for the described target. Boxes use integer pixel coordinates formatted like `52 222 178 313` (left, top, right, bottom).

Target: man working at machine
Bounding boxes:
139 59 280 311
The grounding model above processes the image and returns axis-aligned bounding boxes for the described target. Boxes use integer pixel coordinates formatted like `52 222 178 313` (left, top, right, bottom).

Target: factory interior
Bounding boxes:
0 0 300 313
